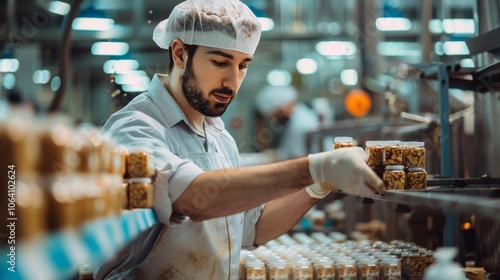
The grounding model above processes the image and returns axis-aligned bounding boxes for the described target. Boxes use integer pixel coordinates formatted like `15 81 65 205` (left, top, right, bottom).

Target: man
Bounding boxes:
95 0 384 279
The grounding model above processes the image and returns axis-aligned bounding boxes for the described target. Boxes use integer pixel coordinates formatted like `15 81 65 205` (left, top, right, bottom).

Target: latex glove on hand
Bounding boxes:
308 147 385 196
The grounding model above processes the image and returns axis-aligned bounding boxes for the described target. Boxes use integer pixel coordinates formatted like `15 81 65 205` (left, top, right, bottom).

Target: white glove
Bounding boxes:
308 147 385 196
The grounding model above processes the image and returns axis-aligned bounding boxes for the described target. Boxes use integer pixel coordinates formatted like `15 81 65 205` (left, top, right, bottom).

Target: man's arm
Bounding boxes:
253 189 318 245
173 157 313 221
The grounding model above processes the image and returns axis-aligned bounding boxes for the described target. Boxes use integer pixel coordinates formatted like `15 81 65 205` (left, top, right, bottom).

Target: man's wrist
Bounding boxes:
305 183 330 199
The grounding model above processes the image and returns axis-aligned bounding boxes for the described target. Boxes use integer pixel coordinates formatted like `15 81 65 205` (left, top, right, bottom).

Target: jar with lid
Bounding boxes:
357 258 379 280
291 259 313 280
128 177 154 208
365 141 384 166
403 252 427 280
127 147 156 178
313 258 335 280
383 165 406 190
404 141 426 168
379 258 401 280
267 259 289 280
334 137 354 149
382 141 404 165
406 167 427 189
335 259 357 280
245 260 266 280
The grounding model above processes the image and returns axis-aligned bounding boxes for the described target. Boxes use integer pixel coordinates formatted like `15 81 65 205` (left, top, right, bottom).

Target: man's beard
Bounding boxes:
181 60 234 117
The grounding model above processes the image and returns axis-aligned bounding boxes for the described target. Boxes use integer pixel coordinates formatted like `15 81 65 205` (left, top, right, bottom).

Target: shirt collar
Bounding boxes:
147 74 225 135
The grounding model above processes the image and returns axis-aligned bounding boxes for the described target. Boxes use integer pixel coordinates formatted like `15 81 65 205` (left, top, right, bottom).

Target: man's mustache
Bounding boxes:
210 87 234 97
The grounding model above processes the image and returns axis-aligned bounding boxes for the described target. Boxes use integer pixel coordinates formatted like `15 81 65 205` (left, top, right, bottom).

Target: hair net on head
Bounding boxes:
255 85 298 116
153 0 262 55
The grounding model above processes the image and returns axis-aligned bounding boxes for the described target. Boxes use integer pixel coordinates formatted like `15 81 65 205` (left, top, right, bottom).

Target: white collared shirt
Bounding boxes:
95 74 263 280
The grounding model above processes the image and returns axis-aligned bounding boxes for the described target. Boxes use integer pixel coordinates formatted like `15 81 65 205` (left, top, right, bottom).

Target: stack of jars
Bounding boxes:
0 112 129 241
124 147 157 209
365 140 427 190
237 231 438 280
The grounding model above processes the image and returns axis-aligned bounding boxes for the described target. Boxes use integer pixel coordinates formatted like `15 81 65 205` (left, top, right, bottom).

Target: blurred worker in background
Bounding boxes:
95 0 384 279
255 85 320 160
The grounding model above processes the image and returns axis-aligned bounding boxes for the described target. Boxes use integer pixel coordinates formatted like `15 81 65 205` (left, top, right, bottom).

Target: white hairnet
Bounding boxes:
153 0 262 55
255 85 298 116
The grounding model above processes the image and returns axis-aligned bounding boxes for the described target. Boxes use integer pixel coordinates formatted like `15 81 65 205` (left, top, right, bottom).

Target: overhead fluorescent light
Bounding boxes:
375 17 412 31
122 84 147 92
72 6 115 31
103 59 140 74
114 71 149 87
258 17 274 31
429 19 475 34
296 58 317 75
441 41 470 55
91 42 129 56
72 18 114 31
340 69 358 86
48 1 71 16
0 58 19 73
442 19 475 34
33 70 52 84
316 41 357 56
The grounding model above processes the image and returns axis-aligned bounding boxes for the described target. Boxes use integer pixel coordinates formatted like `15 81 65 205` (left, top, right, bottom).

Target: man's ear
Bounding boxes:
171 39 186 69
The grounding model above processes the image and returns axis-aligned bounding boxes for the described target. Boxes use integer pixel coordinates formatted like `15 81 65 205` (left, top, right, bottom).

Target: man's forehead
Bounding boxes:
200 46 254 61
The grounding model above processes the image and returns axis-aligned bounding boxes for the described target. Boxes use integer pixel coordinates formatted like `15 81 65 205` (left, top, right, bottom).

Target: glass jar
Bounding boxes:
313 258 335 280
366 141 384 166
356 258 379 280
334 137 354 149
382 142 404 165
383 165 406 190
245 260 266 280
127 147 156 178
335 259 357 280
403 253 427 280
404 142 426 168
380 258 401 280
128 177 154 208
267 259 289 280
406 167 427 190
291 259 313 280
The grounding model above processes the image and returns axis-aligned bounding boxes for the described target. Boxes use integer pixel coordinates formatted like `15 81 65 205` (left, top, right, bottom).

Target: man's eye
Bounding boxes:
239 64 248 70
212 61 226 67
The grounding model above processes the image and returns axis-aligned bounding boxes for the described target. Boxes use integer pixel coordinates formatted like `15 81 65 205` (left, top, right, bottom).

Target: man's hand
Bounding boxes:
308 147 385 195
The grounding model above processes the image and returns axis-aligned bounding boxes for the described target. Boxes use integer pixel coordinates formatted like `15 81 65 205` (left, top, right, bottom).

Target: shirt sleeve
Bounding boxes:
102 111 204 226
240 204 265 250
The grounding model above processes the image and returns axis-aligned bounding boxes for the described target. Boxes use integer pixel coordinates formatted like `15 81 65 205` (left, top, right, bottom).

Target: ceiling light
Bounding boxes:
103 59 140 74
91 42 129 56
442 19 475 34
258 18 274 32
340 69 358 86
48 1 71 16
122 84 147 93
0 59 19 73
441 41 470 55
296 58 317 75
376 17 412 31
72 6 114 31
316 41 357 57
33 70 52 84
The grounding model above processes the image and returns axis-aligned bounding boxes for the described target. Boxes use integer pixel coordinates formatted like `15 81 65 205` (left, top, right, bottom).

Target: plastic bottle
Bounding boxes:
424 247 466 280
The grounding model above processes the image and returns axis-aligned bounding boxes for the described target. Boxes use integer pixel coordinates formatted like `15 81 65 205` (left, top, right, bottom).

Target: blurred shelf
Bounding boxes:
346 184 500 222
0 209 157 280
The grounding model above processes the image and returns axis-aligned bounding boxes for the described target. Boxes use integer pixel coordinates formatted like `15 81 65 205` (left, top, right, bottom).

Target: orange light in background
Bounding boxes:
462 222 472 230
344 89 372 118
